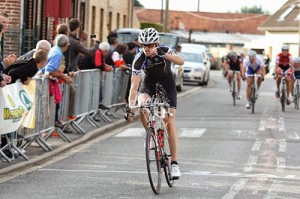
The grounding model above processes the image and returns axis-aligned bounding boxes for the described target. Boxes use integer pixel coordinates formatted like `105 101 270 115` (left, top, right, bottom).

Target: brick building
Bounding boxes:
0 0 139 57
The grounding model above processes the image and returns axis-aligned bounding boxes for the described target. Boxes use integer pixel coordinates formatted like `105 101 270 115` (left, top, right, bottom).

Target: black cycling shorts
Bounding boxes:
139 74 177 109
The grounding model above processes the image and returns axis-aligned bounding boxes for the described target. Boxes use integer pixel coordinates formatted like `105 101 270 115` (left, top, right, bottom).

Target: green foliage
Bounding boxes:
134 0 144 7
240 5 268 14
140 22 163 32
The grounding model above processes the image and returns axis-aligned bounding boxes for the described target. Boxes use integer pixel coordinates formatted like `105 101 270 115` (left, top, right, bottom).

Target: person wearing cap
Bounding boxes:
242 50 265 109
275 45 294 105
125 28 184 179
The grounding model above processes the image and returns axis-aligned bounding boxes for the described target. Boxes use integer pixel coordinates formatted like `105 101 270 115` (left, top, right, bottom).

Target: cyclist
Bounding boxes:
125 28 184 179
225 51 243 99
291 57 300 96
275 45 294 105
242 50 265 109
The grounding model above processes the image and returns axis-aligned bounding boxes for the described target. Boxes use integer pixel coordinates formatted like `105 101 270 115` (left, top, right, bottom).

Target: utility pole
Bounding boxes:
161 0 164 25
164 0 169 32
197 0 200 12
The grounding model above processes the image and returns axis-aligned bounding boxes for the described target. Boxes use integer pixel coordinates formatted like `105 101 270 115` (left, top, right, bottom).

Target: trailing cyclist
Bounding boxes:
275 45 294 105
225 51 243 99
242 50 265 109
291 57 300 96
125 28 184 179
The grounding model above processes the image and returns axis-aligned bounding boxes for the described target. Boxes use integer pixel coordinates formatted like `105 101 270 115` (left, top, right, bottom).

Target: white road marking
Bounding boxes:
38 168 300 181
278 140 287 153
251 140 262 152
277 157 286 173
114 128 145 137
258 120 266 131
244 155 258 172
278 117 285 132
264 180 282 199
114 128 206 138
258 111 267 131
180 128 206 137
222 179 249 199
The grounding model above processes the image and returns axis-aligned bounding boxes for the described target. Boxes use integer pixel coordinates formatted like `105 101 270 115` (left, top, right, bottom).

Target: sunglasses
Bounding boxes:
141 43 156 48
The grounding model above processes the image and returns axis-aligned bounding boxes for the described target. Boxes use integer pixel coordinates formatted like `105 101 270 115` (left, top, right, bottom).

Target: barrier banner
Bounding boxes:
0 81 33 134
22 80 36 129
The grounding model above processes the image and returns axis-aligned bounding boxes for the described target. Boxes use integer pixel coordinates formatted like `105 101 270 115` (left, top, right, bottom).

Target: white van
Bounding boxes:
180 43 211 86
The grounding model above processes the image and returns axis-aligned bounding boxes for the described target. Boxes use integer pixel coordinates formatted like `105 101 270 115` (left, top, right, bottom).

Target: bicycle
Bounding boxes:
247 74 261 114
294 76 300 110
129 83 174 194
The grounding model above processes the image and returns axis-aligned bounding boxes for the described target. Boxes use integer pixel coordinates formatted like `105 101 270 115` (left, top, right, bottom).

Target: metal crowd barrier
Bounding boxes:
102 68 131 118
0 68 131 163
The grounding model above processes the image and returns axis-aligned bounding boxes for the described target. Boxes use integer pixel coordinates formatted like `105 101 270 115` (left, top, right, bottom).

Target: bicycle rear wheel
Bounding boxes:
162 131 174 187
251 86 255 114
145 128 161 194
232 79 236 106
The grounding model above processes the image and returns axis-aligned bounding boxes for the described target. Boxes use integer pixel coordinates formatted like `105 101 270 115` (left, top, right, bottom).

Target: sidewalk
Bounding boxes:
0 87 201 176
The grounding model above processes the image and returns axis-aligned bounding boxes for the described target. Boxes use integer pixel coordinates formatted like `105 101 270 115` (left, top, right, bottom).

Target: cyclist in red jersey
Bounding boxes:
275 45 294 104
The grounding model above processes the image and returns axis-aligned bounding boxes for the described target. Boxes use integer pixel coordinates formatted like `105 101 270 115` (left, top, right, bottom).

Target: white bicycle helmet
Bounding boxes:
138 28 159 44
248 50 257 57
282 44 289 51
229 51 237 58
294 57 300 63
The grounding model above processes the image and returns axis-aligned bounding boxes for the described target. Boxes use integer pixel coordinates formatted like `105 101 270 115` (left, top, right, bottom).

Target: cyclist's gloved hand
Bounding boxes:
124 107 135 122
156 48 166 59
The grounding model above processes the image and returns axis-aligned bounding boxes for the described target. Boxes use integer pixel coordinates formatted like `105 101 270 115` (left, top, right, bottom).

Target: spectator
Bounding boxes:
5 49 48 84
18 40 51 60
134 38 142 55
123 42 136 65
79 42 113 71
108 37 119 53
68 18 99 72
0 14 16 79
123 42 136 104
105 43 130 70
41 34 72 128
80 30 88 47
175 45 182 53
55 23 78 122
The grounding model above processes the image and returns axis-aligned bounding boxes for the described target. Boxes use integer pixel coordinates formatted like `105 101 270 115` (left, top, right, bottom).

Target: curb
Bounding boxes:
0 86 201 176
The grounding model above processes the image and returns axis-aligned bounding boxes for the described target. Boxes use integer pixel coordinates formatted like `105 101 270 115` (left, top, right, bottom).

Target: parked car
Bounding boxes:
116 28 184 91
180 43 211 86
207 52 219 70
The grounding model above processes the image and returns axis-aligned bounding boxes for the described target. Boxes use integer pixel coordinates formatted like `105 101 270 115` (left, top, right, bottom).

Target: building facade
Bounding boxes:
0 0 139 57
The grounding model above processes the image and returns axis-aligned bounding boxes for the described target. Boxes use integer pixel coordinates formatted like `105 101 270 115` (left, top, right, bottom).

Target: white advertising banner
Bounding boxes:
0 81 33 134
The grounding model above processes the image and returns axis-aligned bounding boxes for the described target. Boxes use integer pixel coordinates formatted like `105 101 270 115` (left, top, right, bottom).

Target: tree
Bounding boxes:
240 5 268 14
134 0 144 7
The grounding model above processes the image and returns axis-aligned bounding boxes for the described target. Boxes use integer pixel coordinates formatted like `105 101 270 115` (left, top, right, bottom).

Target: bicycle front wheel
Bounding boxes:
251 87 255 114
145 128 162 194
162 131 174 187
281 87 286 112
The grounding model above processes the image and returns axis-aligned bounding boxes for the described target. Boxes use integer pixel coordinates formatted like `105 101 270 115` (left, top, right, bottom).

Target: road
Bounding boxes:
1 71 300 199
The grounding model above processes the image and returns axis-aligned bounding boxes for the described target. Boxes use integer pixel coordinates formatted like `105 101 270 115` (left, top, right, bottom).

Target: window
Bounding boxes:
123 15 127 27
99 9 104 41
278 5 295 21
117 13 120 29
108 12 112 31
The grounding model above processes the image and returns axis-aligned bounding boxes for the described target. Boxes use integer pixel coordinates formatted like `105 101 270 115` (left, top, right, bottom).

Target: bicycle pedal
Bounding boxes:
171 177 179 180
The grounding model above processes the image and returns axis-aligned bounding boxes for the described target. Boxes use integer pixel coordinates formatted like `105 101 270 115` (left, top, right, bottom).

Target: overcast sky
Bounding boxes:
137 0 288 14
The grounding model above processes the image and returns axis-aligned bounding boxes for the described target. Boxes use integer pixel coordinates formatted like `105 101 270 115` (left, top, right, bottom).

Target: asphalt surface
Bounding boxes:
1 71 300 199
